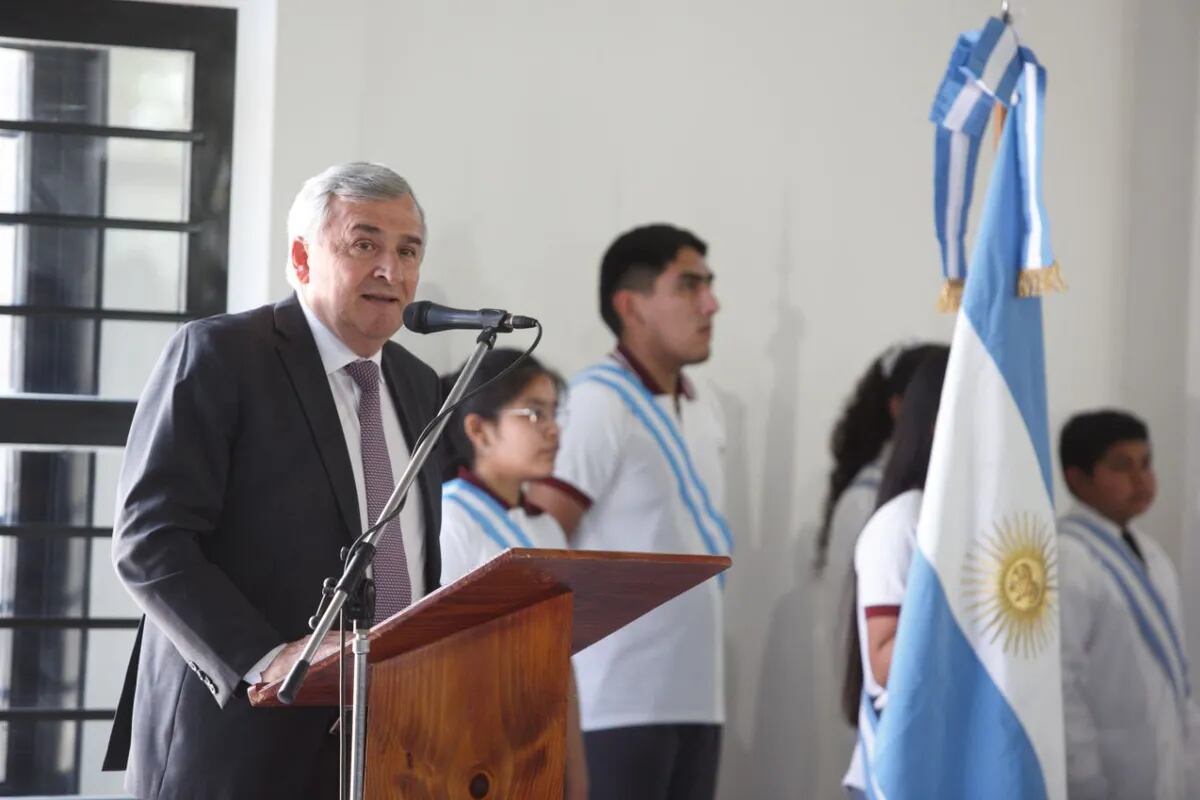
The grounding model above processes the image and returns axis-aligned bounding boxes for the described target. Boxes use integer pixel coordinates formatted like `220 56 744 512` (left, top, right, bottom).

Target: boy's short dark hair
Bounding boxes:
1059 409 1150 475
598 224 707 335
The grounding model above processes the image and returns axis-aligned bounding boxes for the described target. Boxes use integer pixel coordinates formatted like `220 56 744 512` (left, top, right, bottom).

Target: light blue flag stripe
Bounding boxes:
959 81 1054 497
964 16 1024 104
874 551 1048 799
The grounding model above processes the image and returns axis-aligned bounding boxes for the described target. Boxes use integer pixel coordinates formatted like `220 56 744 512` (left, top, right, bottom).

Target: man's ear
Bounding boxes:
612 288 644 332
1063 465 1089 498
290 238 311 285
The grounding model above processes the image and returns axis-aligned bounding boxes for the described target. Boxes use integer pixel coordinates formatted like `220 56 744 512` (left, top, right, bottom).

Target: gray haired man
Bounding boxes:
103 162 445 798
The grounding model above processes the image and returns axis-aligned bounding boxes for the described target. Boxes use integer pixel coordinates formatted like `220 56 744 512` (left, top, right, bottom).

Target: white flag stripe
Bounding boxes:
918 315 1067 799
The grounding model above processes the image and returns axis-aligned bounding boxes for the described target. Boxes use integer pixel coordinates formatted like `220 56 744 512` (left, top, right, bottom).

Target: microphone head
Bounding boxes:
402 300 432 333
508 315 538 330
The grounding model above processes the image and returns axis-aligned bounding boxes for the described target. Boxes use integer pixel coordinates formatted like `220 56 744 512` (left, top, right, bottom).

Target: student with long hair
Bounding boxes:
814 342 945 575
840 348 950 798
810 343 945 794
437 348 587 800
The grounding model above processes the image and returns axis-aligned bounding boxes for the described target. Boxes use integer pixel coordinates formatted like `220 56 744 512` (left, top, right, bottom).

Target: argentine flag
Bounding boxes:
866 20 1067 800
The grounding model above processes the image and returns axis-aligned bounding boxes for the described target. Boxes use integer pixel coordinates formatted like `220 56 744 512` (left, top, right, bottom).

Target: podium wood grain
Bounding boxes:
364 593 571 798
249 549 730 797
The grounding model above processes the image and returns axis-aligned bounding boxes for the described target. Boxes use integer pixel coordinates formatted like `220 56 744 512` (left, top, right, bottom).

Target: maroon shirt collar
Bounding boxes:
613 344 694 400
456 467 543 516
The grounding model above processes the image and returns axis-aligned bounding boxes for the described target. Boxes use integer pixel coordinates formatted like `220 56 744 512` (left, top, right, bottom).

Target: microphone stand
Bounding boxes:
279 327 500 800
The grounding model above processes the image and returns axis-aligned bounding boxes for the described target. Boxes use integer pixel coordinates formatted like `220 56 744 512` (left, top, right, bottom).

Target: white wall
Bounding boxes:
105 0 1200 796
1181 3 1200 681
296 1 1193 796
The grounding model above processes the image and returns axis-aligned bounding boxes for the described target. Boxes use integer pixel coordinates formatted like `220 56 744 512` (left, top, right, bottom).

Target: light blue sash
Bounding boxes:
1061 515 1190 703
574 362 733 564
443 478 534 550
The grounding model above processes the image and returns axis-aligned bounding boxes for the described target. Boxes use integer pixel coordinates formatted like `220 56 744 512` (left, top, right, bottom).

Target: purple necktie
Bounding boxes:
344 359 412 621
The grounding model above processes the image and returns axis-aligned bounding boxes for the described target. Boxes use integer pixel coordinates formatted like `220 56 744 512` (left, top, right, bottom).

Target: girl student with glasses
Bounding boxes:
437 347 587 800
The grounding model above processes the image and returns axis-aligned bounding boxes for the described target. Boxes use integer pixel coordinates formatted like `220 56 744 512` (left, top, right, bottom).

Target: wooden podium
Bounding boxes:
250 548 729 798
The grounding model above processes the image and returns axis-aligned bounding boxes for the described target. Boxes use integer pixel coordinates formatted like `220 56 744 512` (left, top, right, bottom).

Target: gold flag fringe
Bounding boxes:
937 279 965 313
1017 261 1066 298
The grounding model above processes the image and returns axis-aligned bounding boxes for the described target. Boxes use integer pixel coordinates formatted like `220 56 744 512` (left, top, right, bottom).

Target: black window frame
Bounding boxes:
0 0 237 793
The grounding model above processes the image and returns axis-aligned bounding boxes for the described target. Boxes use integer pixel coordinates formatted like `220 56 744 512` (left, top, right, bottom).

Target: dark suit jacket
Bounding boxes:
103 294 442 799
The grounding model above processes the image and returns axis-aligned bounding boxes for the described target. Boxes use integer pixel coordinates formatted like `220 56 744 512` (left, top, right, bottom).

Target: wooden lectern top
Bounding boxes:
250 548 729 707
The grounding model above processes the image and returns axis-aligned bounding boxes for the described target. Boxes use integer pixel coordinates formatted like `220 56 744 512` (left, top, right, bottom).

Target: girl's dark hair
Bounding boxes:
840 346 950 725
438 348 564 481
815 343 945 572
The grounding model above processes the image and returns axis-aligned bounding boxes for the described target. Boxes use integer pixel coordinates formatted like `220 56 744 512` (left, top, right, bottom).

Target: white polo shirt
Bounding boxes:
853 488 921 711
439 470 568 585
843 488 922 791
548 349 730 731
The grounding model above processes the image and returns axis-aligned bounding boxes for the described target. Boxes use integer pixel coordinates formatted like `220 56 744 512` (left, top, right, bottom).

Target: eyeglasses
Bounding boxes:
501 406 566 431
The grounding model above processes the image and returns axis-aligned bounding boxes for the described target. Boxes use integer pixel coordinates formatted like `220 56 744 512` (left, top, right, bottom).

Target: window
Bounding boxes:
0 0 236 793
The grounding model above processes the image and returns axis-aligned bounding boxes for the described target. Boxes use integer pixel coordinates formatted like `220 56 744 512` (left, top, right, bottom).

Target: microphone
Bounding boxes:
402 301 538 334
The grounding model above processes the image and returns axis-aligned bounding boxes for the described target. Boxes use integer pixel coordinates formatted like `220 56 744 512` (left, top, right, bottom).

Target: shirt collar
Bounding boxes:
296 291 383 375
612 343 694 400
1067 502 1130 538
456 467 543 516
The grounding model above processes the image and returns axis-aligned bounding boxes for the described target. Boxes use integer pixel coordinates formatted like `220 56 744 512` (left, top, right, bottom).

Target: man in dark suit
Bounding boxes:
103 162 443 799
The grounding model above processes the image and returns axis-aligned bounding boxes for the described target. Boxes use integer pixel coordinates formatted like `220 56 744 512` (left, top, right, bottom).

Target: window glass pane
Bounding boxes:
0 317 178 397
0 132 189 222
0 449 93 528
104 136 190 221
82 629 135 710
80 719 127 794
0 718 79 791
88 539 137 620
0 224 186 312
102 228 187 311
97 319 178 399
0 38 193 131
89 450 121 531
0 226 102 309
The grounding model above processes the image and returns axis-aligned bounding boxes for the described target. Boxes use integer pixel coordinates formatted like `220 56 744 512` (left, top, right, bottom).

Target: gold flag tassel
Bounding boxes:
937 278 965 313
1017 261 1066 298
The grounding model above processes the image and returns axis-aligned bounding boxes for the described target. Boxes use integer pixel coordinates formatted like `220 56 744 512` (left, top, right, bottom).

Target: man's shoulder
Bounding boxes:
177 302 277 351
381 339 438 389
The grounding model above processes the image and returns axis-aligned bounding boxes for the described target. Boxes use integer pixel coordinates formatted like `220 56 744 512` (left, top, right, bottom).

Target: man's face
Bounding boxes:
626 247 720 366
291 194 425 356
1067 439 1156 526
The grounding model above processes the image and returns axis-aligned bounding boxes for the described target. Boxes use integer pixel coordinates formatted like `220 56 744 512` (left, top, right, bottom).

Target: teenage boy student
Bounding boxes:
529 224 732 800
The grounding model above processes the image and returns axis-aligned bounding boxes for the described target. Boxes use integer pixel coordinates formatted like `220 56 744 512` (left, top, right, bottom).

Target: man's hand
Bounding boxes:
260 631 345 685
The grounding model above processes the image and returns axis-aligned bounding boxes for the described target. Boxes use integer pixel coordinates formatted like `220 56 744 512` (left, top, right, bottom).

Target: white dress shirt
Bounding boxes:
244 296 425 682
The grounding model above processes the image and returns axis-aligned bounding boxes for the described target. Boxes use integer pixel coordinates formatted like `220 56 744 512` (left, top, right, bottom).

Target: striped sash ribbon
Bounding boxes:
443 478 534 551
1061 516 1190 707
574 362 733 574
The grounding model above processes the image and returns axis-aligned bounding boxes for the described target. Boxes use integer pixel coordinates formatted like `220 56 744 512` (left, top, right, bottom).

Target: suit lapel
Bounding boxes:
273 294 361 540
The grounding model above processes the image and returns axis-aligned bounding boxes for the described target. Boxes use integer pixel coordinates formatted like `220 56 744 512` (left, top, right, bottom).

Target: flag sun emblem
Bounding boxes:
963 513 1058 657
